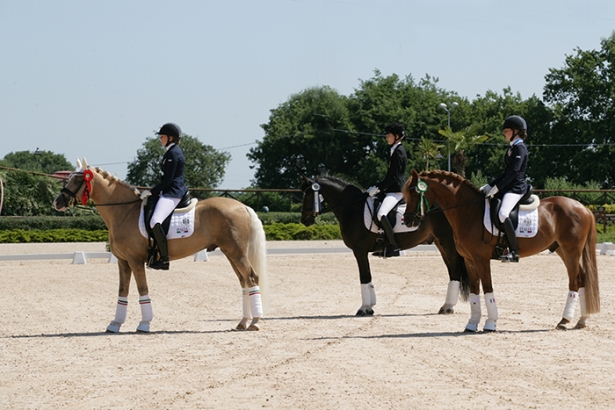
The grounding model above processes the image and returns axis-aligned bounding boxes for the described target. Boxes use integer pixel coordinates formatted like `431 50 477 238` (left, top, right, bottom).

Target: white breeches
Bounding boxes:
377 192 403 220
498 192 523 223
150 196 181 228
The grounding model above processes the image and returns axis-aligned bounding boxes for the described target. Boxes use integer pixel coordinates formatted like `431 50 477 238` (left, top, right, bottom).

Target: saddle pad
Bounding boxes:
139 198 198 240
483 197 539 238
364 197 418 234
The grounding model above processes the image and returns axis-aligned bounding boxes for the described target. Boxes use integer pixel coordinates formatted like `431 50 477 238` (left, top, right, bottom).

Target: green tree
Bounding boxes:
438 125 489 178
0 150 73 174
0 170 62 216
543 31 615 188
413 136 444 171
126 134 230 190
248 86 357 188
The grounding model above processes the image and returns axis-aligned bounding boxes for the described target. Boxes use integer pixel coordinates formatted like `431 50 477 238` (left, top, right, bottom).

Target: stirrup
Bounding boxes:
148 256 169 270
499 252 519 263
372 247 400 258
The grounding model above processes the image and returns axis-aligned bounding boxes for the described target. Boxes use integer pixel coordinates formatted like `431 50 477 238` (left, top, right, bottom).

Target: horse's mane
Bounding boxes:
93 167 140 196
419 170 482 194
318 176 364 194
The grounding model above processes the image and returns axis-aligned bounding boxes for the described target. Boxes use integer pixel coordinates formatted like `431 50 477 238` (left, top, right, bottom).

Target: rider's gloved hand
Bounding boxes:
486 185 499 198
479 184 492 194
367 186 380 197
140 190 152 200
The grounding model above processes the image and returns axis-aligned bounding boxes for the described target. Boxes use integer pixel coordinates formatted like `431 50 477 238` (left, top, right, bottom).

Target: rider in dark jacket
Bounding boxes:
481 115 529 263
140 122 188 270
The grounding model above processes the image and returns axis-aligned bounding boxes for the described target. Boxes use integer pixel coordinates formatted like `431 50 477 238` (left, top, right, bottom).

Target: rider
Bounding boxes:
367 122 408 258
140 122 188 270
481 115 529 263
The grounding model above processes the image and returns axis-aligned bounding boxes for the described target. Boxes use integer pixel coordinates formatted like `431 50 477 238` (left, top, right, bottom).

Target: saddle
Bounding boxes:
144 191 193 239
371 193 403 230
488 185 534 231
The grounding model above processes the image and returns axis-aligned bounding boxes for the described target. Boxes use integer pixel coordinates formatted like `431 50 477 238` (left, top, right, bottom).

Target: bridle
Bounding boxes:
60 169 141 207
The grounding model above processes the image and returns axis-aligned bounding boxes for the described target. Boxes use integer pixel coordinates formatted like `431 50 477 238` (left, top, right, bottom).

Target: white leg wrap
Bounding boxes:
484 292 498 331
368 283 376 307
107 296 128 333
360 283 371 308
578 287 587 318
242 288 252 319
113 296 128 324
136 295 153 333
445 281 460 306
466 293 481 332
249 286 263 318
562 290 578 321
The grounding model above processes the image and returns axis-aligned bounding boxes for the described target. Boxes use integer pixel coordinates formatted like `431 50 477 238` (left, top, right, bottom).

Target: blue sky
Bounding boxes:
2 0 614 188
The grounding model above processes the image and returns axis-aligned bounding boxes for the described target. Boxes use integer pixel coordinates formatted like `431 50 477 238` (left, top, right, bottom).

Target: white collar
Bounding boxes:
390 141 401 154
165 143 176 151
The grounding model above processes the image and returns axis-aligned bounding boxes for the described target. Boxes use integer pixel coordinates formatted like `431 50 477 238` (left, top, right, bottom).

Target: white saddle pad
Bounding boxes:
364 197 418 234
483 195 540 238
139 198 198 239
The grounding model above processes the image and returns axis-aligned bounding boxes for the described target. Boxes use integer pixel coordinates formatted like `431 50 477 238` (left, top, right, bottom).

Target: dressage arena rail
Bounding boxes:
0 243 613 265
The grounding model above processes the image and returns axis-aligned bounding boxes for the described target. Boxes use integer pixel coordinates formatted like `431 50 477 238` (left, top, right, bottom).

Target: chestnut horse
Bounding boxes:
300 176 469 316
402 169 600 332
53 159 268 332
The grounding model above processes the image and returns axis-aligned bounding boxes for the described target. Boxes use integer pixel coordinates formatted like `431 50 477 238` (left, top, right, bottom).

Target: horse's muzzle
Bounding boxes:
300 213 316 227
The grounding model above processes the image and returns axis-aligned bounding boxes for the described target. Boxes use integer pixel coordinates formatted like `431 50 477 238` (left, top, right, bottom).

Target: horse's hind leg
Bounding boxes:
228 256 262 331
554 247 582 330
354 250 376 316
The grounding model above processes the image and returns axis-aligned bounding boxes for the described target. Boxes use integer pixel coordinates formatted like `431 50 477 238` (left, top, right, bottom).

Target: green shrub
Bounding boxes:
0 229 108 243
263 223 341 240
0 215 107 230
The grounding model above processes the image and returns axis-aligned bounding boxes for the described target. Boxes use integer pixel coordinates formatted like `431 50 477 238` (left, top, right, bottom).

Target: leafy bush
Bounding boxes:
0 229 108 243
263 223 341 240
0 215 106 230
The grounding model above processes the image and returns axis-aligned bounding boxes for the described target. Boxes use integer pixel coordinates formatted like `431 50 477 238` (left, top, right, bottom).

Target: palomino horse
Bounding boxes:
402 169 600 332
53 159 268 332
300 176 469 316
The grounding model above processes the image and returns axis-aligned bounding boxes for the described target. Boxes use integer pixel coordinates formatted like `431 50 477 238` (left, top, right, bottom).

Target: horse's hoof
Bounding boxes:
555 324 568 331
136 322 150 333
247 324 260 331
366 309 374 316
106 322 121 333
234 324 247 331
483 328 497 333
438 307 454 315
356 309 367 317
574 323 587 329
464 323 479 333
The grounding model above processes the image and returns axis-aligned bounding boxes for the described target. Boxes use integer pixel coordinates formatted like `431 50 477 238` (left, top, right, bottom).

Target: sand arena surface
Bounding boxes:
1 241 615 409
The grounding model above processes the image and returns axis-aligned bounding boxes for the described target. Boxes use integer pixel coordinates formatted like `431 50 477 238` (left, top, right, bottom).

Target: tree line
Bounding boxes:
248 32 615 190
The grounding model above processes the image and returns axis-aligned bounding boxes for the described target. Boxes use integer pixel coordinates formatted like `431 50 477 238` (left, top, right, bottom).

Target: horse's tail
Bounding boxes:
581 210 600 314
246 206 269 313
458 257 471 302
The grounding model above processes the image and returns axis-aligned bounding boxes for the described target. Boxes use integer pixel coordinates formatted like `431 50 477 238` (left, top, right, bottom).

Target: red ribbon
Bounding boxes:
82 169 94 205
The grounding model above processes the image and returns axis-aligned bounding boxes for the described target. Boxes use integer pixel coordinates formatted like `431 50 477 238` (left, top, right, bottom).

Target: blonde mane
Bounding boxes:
419 170 482 194
93 166 140 196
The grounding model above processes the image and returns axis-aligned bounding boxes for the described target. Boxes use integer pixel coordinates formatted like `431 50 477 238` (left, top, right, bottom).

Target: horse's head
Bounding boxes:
299 175 323 226
53 158 92 211
402 169 428 228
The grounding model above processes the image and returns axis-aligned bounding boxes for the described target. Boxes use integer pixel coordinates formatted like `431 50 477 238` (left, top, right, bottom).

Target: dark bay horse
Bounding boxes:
300 176 469 316
403 169 600 332
53 159 268 332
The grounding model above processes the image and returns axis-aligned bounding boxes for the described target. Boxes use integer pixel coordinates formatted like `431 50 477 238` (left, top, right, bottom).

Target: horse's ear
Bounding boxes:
82 157 89 169
411 169 419 182
75 158 83 172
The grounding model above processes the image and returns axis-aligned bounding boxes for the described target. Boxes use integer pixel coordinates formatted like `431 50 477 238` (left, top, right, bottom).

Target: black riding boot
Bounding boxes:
372 217 400 258
149 223 170 270
500 217 519 263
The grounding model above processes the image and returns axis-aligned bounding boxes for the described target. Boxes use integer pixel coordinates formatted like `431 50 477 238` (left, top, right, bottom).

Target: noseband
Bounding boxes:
302 181 323 217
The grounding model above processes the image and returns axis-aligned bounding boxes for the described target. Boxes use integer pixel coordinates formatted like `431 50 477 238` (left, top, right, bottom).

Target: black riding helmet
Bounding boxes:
156 123 182 143
502 115 527 131
384 123 405 140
